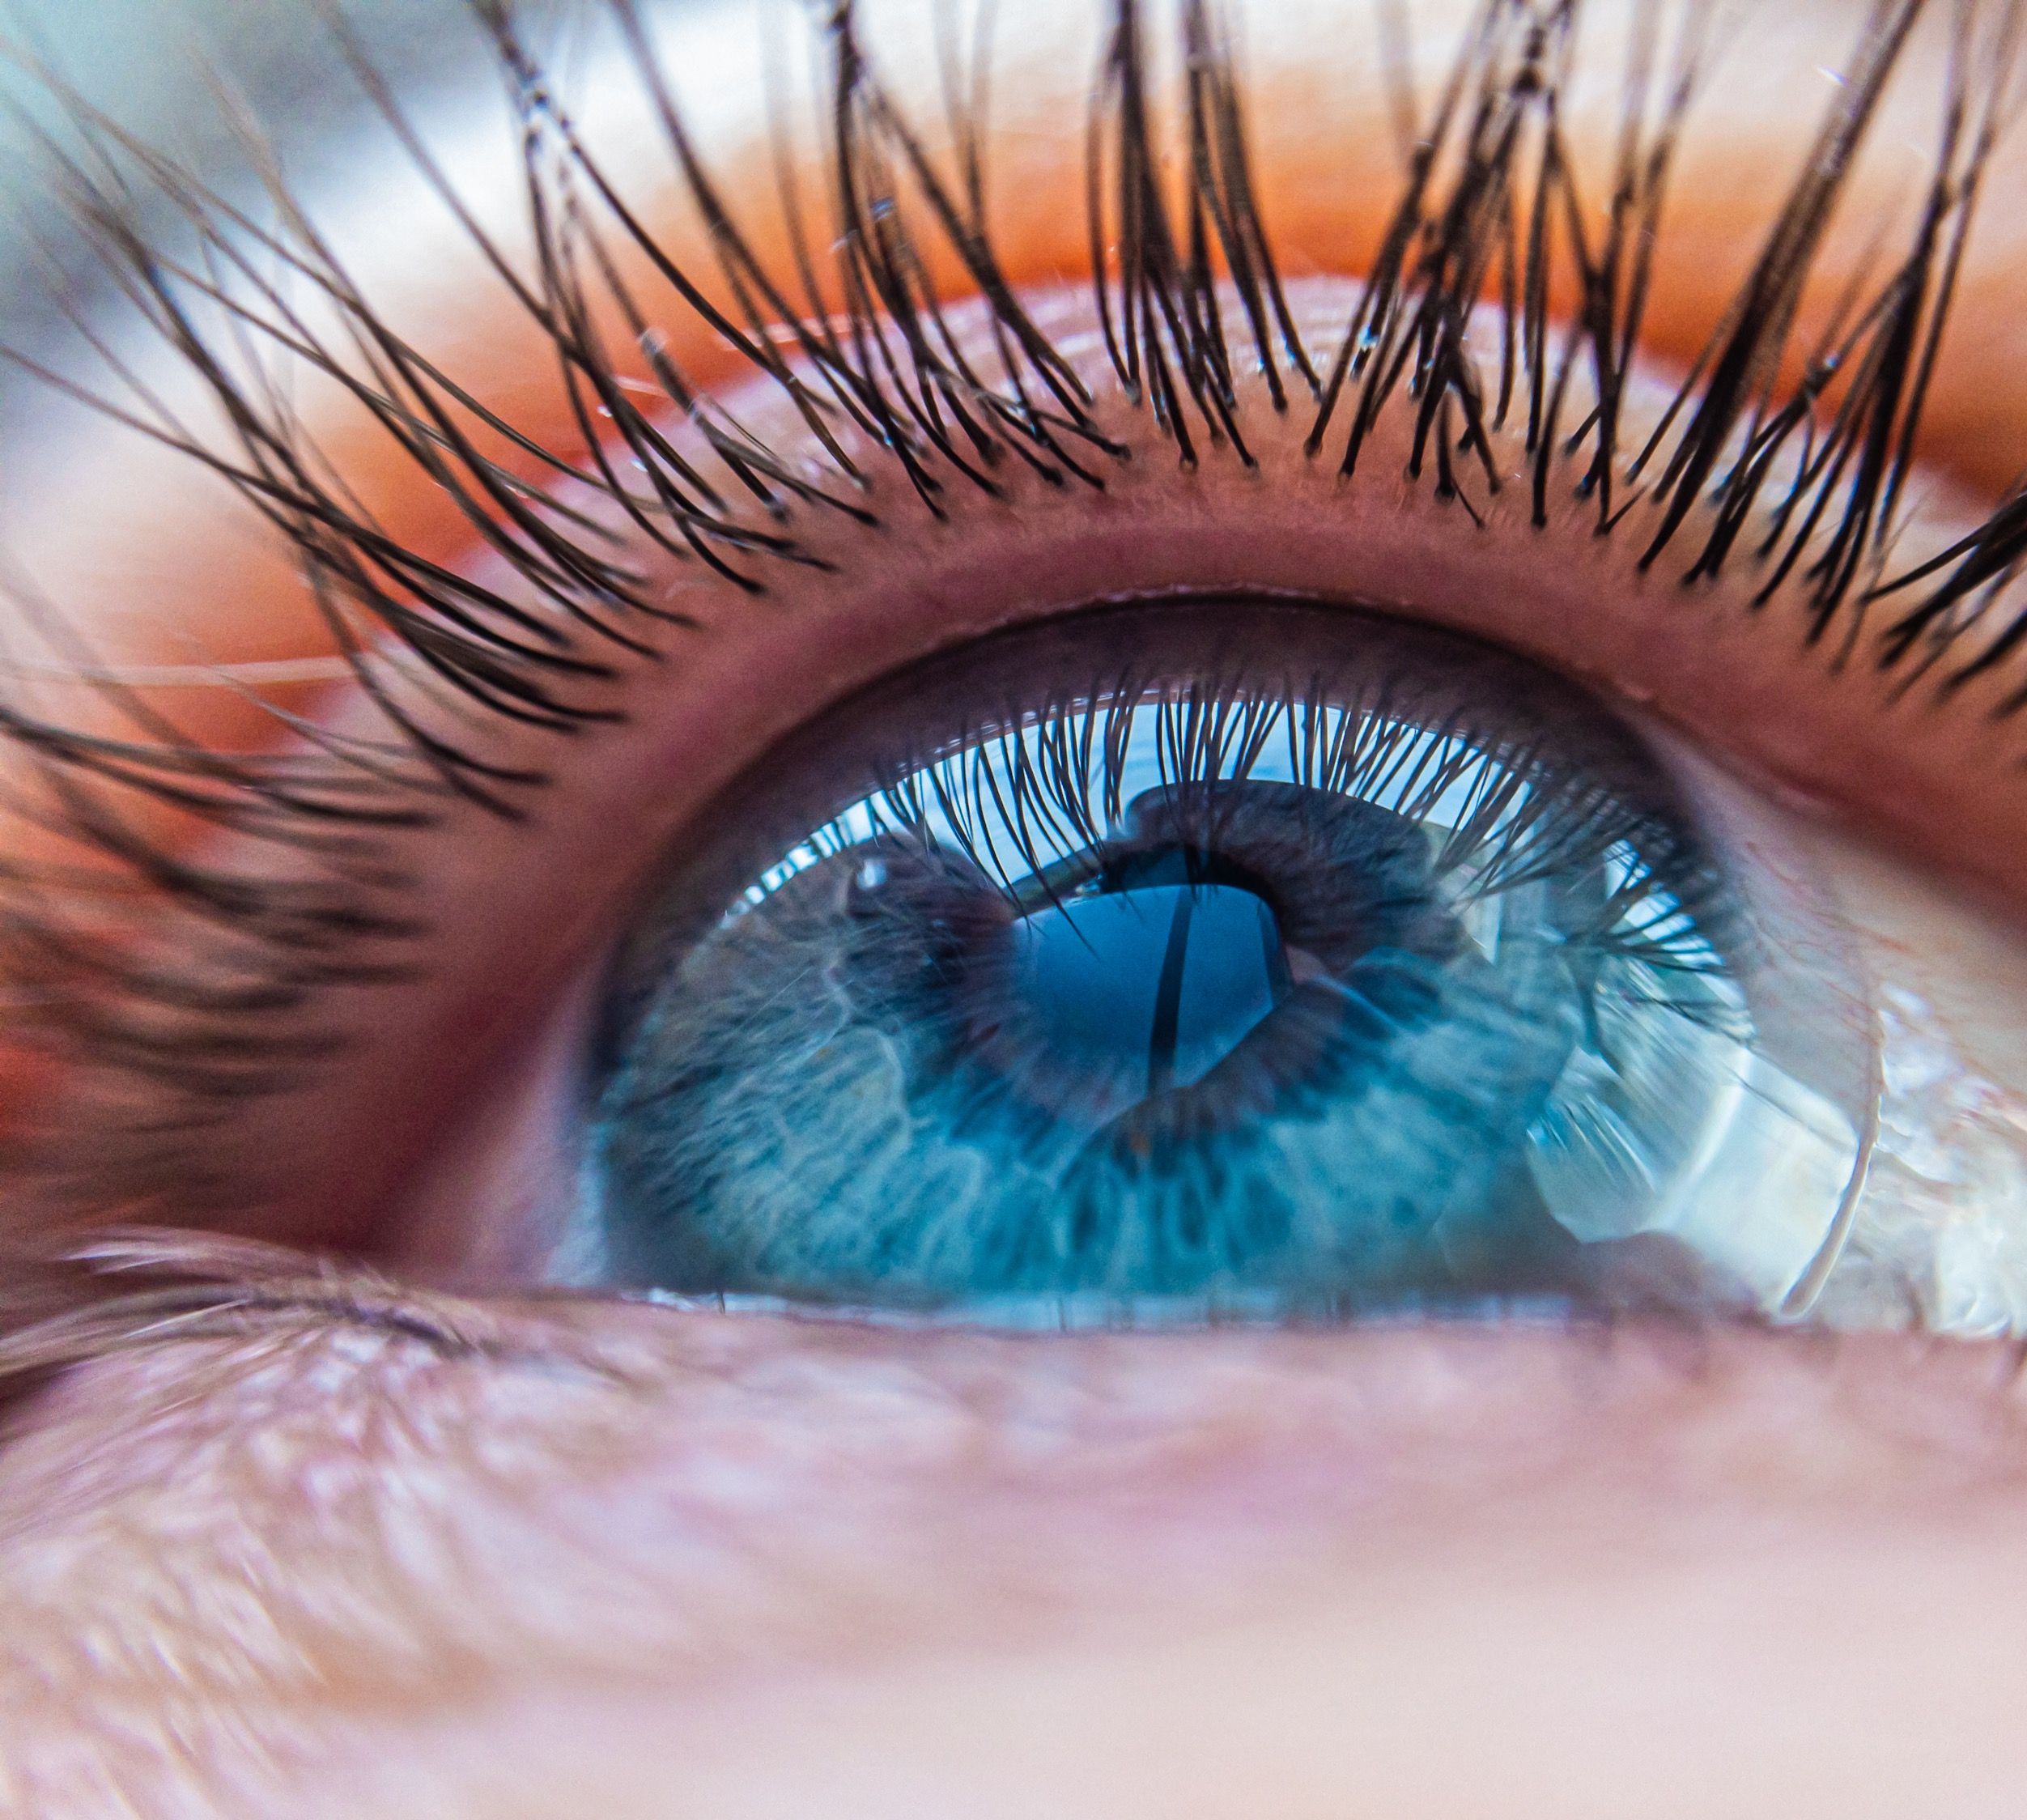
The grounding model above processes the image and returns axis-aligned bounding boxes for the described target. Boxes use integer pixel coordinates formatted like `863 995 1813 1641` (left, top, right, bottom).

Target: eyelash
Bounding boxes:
0 0 2016 1260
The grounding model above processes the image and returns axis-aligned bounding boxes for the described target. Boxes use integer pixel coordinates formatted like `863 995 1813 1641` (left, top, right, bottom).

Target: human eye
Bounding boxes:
6 0 2027 1812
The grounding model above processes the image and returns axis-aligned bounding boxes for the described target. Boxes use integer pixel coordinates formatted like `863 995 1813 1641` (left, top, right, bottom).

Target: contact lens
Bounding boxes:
576 601 1865 1324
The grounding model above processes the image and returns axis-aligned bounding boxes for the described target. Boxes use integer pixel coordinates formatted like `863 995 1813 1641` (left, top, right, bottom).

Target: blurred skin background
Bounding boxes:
4 1 2027 1815
0 2 465 330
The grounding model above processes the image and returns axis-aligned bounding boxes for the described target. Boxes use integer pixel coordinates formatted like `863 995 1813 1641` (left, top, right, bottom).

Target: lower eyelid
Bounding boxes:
3 1312 2025 1768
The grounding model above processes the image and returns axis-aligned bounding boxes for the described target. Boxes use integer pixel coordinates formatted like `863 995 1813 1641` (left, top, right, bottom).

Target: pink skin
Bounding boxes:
7 1307 2027 1814
9 2 2027 1809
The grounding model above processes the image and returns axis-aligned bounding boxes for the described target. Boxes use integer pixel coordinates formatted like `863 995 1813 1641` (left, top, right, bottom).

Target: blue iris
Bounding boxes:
576 603 1842 1322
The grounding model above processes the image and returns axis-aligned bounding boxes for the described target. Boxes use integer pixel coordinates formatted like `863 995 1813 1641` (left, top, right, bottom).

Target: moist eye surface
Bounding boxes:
576 599 1865 1325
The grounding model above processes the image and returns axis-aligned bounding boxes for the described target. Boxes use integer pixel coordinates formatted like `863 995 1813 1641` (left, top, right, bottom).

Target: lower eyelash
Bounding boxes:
0 1229 516 1404
0 0 2016 1210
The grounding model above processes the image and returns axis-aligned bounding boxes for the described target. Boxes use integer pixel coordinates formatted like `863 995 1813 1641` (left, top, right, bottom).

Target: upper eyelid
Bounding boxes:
3 2 2010 587
3 0 2027 1240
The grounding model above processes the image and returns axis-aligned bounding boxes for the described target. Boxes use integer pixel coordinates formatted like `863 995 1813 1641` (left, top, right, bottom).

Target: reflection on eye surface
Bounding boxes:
584 598 1870 1321
11 0 2027 1810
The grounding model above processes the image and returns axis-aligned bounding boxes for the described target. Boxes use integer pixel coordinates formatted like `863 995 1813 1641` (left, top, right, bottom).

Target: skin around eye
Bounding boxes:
10 1 2027 1814
6 0 2027 1257
11 1307 2027 1817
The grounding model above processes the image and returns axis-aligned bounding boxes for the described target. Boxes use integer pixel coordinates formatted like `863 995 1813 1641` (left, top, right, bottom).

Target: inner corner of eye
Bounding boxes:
517 592 1933 1340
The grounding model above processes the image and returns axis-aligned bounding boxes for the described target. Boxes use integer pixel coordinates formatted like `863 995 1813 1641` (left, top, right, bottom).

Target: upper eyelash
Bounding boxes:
0 0 2018 1218
814 665 1730 976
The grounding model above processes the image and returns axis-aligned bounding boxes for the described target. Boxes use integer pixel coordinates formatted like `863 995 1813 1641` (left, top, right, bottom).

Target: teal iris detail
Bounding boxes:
578 602 1861 1325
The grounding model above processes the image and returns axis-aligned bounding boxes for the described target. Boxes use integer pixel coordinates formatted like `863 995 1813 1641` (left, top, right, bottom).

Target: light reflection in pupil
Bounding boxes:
1012 871 1286 1106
